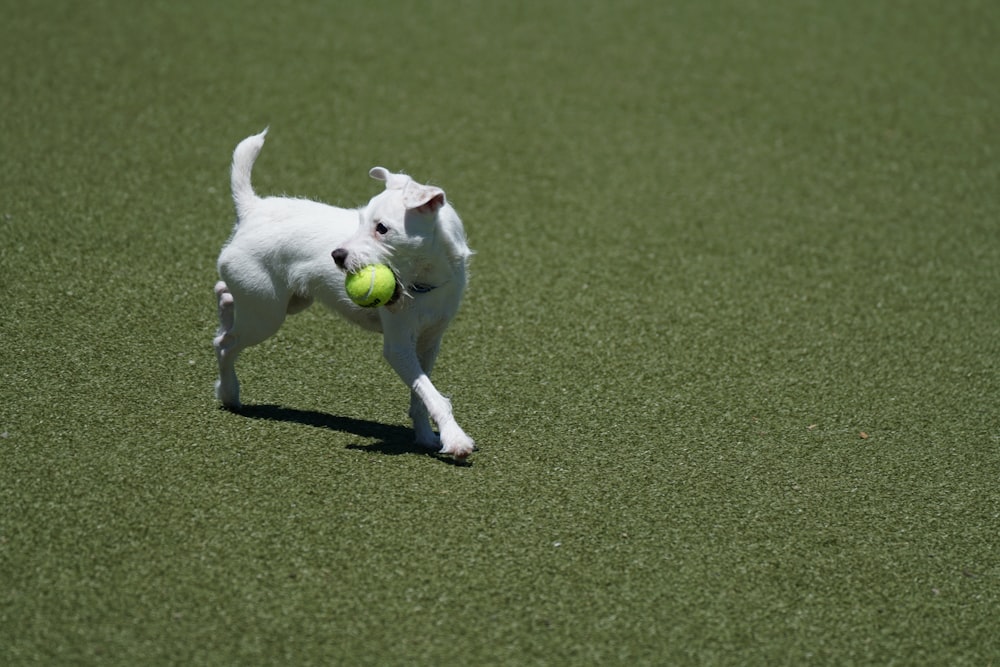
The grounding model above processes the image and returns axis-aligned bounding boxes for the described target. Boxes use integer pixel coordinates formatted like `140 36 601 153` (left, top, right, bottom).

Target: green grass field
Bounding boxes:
2 1 998 664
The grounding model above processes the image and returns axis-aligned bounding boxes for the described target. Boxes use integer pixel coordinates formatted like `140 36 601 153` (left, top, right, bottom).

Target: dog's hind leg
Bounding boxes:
213 270 296 410
213 281 242 408
213 280 290 409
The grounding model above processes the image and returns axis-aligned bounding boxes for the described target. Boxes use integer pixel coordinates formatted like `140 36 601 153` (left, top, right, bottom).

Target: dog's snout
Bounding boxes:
331 248 348 268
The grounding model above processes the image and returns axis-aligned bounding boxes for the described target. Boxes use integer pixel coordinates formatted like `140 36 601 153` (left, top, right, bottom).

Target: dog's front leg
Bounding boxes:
407 335 441 448
382 335 475 459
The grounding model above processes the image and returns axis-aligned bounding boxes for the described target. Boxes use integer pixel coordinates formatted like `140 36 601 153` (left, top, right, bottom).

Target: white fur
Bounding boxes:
214 129 475 459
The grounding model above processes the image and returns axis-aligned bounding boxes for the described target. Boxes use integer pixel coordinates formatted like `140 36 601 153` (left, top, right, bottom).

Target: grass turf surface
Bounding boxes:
2 0 998 664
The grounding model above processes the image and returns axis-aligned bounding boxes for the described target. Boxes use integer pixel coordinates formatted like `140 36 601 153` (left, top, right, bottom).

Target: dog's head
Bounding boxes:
331 167 471 306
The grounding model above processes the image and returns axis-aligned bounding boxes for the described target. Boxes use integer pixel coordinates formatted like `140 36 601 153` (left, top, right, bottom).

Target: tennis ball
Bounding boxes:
344 264 396 307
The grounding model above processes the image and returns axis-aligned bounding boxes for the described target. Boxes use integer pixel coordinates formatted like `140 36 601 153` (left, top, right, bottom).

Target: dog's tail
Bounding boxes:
231 128 268 219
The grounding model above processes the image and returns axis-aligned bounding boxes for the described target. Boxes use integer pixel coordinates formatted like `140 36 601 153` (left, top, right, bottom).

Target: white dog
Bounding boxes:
213 129 475 459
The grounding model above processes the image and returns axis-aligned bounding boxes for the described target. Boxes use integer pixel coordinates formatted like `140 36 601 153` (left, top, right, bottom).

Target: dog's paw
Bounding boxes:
214 378 241 410
439 429 476 460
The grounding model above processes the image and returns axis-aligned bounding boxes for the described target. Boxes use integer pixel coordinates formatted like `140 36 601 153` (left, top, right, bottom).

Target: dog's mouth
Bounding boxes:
331 248 404 307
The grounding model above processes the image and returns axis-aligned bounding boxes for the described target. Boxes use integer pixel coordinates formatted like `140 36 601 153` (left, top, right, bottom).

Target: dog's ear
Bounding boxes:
369 166 391 182
403 183 446 214
369 167 410 190
370 167 445 214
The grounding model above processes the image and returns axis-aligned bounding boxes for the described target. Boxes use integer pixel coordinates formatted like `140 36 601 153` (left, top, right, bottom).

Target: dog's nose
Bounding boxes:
331 248 348 268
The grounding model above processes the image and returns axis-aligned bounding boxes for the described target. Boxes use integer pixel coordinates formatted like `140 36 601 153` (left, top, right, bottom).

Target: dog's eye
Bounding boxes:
375 222 389 235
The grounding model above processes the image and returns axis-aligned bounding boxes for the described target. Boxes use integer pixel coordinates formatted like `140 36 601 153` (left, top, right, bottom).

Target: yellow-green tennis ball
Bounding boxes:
344 264 396 307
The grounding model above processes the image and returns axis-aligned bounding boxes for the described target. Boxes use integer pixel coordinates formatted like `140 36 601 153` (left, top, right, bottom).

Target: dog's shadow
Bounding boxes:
231 404 469 466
